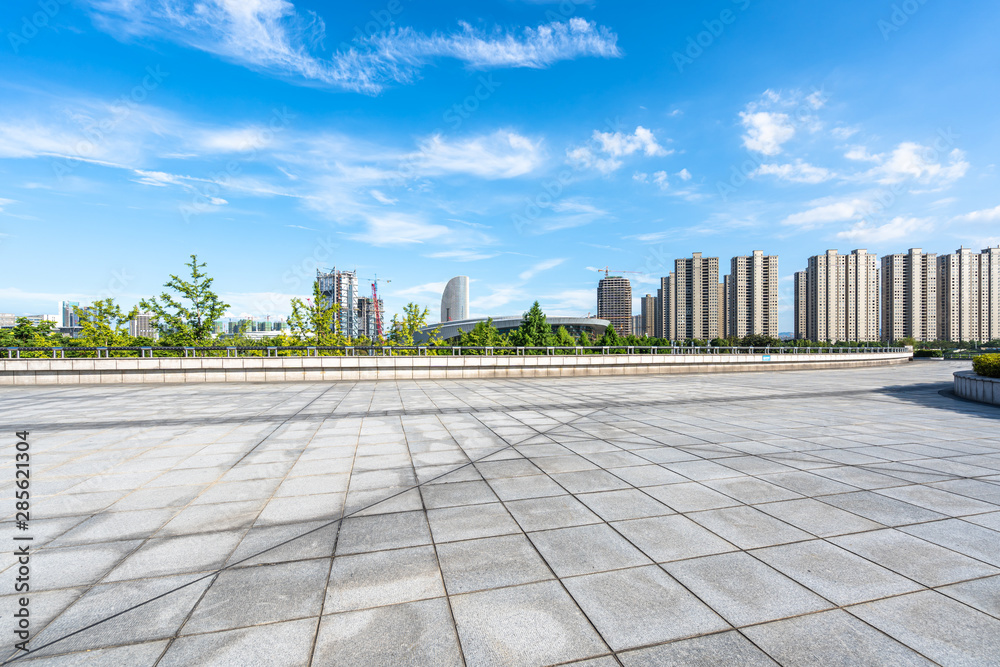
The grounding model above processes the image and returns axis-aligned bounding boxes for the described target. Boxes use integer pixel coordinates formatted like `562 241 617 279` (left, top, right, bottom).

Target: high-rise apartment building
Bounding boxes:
881 248 937 342
597 275 633 336
317 268 360 338
727 251 779 338
794 271 807 340
796 249 879 342
718 281 728 339
357 297 385 340
938 246 1000 342
639 294 656 337
669 253 720 340
129 313 157 339
656 274 675 339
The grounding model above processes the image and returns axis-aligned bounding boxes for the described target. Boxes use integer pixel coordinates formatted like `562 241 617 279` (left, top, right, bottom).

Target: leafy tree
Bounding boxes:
74 299 138 347
578 330 593 347
288 280 342 345
458 318 508 347
140 255 230 344
510 301 555 347
391 302 441 346
554 326 576 347
596 325 622 347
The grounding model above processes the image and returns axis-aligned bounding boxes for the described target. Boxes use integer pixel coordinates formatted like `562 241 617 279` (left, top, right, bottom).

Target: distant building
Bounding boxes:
317 269 360 338
0 314 16 328
357 297 385 340
129 313 157 339
669 253 720 341
441 276 470 323
938 246 1000 342
794 271 808 340
796 249 879 342
632 314 643 336
416 316 609 343
639 294 656 337
656 274 675 339
881 248 937 342
718 281 728 340
597 275 632 335
727 251 779 339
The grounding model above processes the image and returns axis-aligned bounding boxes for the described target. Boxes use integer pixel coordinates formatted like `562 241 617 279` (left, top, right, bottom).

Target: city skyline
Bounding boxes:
2 2 999 331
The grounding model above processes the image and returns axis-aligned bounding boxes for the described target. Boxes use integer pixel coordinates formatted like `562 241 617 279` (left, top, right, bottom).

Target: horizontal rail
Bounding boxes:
3 345 908 359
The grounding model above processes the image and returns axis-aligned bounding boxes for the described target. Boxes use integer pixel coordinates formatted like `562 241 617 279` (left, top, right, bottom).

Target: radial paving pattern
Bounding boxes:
2 361 999 665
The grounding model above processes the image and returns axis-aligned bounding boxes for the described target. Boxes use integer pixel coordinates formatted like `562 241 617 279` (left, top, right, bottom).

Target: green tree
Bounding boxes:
140 255 230 344
510 301 554 347
458 318 508 348
578 330 593 347
288 281 342 345
74 299 137 347
390 303 441 347
554 326 576 348
596 324 622 348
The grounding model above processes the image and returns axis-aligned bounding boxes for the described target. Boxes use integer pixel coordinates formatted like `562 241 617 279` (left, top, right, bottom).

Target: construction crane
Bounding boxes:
360 275 391 341
591 266 646 277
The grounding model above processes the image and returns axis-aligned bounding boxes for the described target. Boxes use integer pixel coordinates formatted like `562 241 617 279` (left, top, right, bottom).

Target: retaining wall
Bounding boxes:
0 351 912 385
953 371 1000 406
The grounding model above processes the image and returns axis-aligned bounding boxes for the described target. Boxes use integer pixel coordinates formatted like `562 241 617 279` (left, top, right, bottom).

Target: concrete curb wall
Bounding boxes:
953 371 1000 406
0 352 912 385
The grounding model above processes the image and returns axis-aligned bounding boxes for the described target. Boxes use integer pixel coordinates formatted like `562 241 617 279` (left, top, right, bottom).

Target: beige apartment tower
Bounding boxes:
669 253 720 341
597 275 633 336
794 271 808 340
657 274 675 339
795 249 879 342
639 294 656 337
938 246 1000 343
881 248 937 342
727 251 779 338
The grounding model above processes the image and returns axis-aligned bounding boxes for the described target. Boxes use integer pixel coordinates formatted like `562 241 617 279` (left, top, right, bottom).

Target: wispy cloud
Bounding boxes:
410 131 544 179
835 216 930 244
88 1 620 93
953 205 1000 224
519 258 565 281
753 160 834 184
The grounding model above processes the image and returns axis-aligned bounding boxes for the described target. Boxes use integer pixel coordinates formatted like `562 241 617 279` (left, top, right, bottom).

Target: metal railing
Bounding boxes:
3 345 908 359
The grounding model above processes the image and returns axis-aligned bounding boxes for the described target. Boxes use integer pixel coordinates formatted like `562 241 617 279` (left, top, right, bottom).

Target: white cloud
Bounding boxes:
369 189 397 205
425 249 499 262
676 168 692 181
471 285 524 313
845 145 881 162
740 111 795 155
0 198 15 212
753 160 833 184
348 214 450 246
568 126 669 174
88 2 620 93
831 125 860 140
413 131 544 179
953 205 1000 224
519 258 565 281
782 199 868 228
539 288 594 317
867 143 969 187
836 217 930 244
532 200 606 232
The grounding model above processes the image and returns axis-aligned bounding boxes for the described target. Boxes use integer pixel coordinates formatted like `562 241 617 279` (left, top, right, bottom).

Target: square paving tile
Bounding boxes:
831 528 1000 586
505 495 601 531
618 630 778 666
164 618 318 666
436 534 554 594
611 514 737 562
752 539 922 605
563 565 730 651
427 503 521 542
183 559 329 633
743 610 933 666
664 552 832 627
849 590 1000 665
314 598 462 666
687 506 813 549
643 482 742 513
755 498 884 537
575 489 673 521
324 545 445 613
528 524 651 577
336 510 432 554
450 581 607 667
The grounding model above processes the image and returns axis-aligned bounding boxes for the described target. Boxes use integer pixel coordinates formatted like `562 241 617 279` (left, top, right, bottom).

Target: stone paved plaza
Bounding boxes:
2 361 999 666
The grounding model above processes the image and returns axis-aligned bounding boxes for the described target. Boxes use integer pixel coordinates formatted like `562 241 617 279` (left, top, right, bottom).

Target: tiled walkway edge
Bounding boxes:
0 351 912 385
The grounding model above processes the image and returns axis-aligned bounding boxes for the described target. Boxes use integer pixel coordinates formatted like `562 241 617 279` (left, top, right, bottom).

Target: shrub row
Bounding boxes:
972 354 1000 378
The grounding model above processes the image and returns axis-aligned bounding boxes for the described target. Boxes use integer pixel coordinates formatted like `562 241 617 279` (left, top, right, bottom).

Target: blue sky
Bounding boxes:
1 0 999 330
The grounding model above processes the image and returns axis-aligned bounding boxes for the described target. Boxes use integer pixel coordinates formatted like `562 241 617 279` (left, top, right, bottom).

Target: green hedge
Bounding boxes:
914 349 943 358
972 354 1000 378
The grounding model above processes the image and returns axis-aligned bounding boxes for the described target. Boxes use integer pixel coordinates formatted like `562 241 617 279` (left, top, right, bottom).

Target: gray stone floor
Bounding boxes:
1 361 998 666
